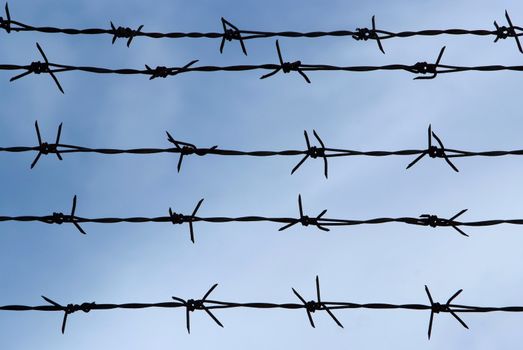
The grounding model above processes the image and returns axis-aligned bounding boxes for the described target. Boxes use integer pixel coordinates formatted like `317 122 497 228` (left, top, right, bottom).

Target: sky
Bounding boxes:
1 0 523 348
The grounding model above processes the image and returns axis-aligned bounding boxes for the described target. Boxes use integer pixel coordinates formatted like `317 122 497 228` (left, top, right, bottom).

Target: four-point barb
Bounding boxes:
494 10 523 53
407 125 459 172
424 285 469 339
41 296 95 334
412 47 446 80
292 276 344 328
31 121 63 169
172 284 224 333
169 198 204 243
420 209 469 237
220 18 247 55
352 15 385 54
292 130 329 178
110 22 144 47
10 43 64 93
260 40 311 83
279 195 329 232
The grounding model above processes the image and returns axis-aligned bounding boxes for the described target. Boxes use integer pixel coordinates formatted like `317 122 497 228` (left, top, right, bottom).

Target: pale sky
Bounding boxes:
1 0 523 349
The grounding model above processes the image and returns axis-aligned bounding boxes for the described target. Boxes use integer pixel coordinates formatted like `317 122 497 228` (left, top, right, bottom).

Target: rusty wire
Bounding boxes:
1 4 521 54
5 122 523 178
1 276 520 339
5 42 523 93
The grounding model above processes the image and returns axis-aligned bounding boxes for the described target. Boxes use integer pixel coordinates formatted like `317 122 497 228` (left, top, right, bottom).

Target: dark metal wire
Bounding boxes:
5 42 523 93
8 122 523 178
0 276 518 339
1 3 521 54
3 193 523 241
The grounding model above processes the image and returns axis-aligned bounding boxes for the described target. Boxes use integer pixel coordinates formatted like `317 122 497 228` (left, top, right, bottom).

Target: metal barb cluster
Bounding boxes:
172 284 223 333
110 21 143 47
169 198 204 243
260 40 311 83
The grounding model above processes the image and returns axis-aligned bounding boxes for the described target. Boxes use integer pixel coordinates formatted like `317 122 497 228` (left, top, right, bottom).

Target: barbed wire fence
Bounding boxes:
2 193 523 242
5 43 523 93
2 1 523 342
2 276 522 339
4 122 523 177
1 3 522 54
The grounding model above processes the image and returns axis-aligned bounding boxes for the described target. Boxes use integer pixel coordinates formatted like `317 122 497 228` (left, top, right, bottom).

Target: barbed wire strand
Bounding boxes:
3 193 523 241
1 276 520 339
6 122 523 178
6 43 523 93
1 3 521 54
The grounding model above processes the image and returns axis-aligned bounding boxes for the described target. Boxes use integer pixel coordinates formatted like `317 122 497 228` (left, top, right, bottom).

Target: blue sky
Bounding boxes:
1 0 523 348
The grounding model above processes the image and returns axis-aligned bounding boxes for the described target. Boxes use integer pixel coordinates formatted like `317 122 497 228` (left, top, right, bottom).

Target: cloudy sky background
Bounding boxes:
1 0 523 348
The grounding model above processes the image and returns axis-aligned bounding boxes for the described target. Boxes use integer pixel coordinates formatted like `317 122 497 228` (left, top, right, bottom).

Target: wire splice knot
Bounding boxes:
419 209 469 237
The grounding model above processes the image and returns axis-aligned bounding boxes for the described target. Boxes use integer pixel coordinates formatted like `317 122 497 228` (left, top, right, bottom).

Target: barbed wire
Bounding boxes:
6 122 523 178
4 193 523 242
1 276 521 339
1 3 521 54
5 42 523 93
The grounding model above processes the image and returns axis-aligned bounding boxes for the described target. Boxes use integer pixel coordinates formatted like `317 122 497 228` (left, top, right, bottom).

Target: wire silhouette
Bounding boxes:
2 276 521 339
1 3 521 54
6 122 523 177
7 43 523 92
3 194 523 241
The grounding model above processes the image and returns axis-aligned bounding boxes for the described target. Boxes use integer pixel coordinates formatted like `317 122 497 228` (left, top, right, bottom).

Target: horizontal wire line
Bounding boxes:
0 277 517 338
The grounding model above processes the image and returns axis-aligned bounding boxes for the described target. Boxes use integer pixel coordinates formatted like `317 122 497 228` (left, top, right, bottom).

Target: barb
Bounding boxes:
291 130 328 178
278 195 329 232
2 195 523 238
494 10 523 53
260 40 310 83
2 5 523 53
292 276 343 328
30 121 63 169
172 284 223 333
169 198 204 243
5 44 523 92
3 282 523 338
41 296 95 334
110 22 143 47
220 18 247 55
425 286 469 339
406 125 458 172
6 124 523 175
9 42 64 93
